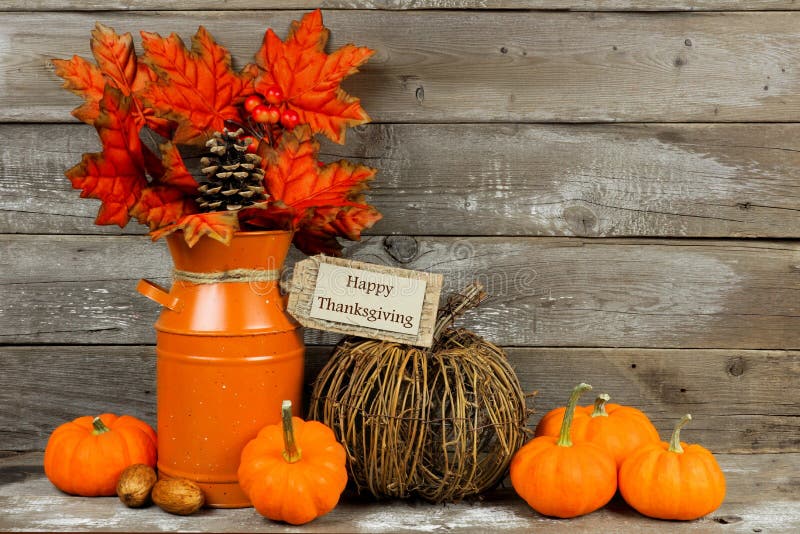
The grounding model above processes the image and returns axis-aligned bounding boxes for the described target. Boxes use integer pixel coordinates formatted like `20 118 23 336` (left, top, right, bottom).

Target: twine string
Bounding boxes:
172 267 280 285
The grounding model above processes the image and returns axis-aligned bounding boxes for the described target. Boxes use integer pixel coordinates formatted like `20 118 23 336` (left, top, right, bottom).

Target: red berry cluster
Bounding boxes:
236 86 301 154
244 87 300 129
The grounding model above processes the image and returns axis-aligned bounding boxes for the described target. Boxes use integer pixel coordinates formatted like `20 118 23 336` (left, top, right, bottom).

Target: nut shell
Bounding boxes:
116 464 157 508
152 478 205 515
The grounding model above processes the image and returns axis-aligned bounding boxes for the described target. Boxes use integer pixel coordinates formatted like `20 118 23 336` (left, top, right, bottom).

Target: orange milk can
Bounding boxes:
137 230 304 508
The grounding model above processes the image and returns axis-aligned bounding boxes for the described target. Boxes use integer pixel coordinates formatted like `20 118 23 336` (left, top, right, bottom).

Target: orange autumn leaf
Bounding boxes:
52 23 163 131
264 126 376 217
254 9 374 144
262 127 319 224
293 205 382 255
158 143 200 194
150 211 240 247
52 54 105 124
239 200 294 232
292 227 343 257
312 160 378 210
260 126 380 254
54 12 378 251
89 23 153 99
129 142 202 230
140 26 254 146
322 205 383 242
66 88 148 227
130 185 198 231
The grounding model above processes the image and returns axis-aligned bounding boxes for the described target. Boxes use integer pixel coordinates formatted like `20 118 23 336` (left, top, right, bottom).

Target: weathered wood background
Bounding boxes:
2 1 800 532
1 1 799 461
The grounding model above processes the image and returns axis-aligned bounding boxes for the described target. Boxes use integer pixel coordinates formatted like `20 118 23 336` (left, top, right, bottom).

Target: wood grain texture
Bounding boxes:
4 123 800 238
1 235 799 349
3 0 800 11
1 2 798 530
1 346 797 453
1 451 798 532
6 11 800 123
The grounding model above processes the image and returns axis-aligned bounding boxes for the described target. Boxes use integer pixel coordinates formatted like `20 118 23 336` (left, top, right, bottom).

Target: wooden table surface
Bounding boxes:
1 451 798 532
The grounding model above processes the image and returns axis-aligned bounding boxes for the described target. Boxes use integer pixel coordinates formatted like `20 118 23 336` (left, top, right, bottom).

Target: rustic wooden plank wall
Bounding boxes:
9 11 800 123
0 1 798 455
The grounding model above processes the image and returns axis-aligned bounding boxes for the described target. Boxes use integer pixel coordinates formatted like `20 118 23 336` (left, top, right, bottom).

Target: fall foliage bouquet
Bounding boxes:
53 10 380 255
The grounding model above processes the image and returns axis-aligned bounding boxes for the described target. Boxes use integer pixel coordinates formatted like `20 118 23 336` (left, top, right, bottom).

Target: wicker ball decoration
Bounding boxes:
308 284 530 503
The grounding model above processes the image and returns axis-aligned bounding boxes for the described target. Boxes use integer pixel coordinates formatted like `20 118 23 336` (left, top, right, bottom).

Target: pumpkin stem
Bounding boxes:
281 400 302 463
92 416 110 435
430 283 488 349
668 414 692 453
557 383 593 447
591 394 611 417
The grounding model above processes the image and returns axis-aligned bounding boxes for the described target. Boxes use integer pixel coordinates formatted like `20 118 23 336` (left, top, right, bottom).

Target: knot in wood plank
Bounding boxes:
727 356 746 377
562 205 599 236
384 236 419 264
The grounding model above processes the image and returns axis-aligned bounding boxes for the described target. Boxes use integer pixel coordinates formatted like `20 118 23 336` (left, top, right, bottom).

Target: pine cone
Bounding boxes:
196 129 267 212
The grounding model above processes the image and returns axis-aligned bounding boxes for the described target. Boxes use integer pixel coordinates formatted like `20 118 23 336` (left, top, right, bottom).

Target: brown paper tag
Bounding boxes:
287 255 443 347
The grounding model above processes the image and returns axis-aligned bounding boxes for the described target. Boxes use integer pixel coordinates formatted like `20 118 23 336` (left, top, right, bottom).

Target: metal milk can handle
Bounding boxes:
137 279 183 312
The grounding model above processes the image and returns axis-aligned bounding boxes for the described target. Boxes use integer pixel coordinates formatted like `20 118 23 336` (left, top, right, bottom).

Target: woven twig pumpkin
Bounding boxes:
308 283 531 502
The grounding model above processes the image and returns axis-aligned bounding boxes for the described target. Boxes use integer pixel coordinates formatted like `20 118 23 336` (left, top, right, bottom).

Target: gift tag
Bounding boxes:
287 255 443 347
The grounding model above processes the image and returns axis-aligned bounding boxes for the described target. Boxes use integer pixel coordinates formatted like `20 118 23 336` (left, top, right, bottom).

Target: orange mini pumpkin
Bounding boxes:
619 414 726 520
510 383 617 518
238 400 347 525
535 393 660 468
44 413 157 496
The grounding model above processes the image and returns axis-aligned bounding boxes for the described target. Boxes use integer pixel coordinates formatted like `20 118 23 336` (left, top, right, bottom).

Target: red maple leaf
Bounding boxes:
54 13 379 252
90 24 152 105
239 200 294 232
65 87 148 227
130 186 197 231
52 23 168 134
256 126 381 254
52 54 105 125
293 205 382 255
140 26 254 146
321 205 384 242
254 9 374 144
157 143 200 194
129 143 199 230
150 211 241 247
